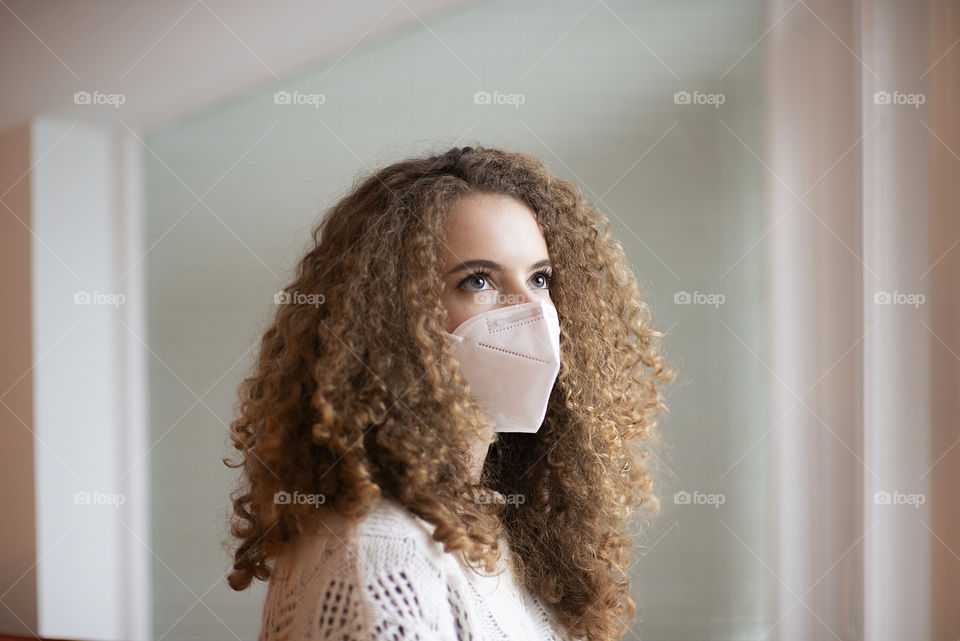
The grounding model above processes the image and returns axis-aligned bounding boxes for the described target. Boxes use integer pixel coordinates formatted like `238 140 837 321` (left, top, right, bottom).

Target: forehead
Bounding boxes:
442 193 548 261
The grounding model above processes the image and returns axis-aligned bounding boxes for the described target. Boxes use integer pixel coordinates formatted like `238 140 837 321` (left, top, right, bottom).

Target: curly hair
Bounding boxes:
223 145 675 641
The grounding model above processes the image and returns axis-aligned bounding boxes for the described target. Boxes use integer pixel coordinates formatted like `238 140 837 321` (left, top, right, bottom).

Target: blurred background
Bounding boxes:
1 1 958 640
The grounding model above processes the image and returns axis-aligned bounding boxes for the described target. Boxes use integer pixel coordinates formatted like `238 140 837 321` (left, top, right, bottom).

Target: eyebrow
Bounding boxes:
445 258 553 277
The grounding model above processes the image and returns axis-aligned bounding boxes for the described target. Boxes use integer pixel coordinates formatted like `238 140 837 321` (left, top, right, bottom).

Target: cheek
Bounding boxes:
442 290 493 333
441 288 468 333
447 305 486 333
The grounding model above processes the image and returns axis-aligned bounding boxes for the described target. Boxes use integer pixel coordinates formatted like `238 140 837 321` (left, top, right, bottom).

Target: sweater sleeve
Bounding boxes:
259 529 456 641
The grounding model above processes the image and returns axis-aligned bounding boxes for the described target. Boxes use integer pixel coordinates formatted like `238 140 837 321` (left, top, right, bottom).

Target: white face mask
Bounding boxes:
446 300 561 433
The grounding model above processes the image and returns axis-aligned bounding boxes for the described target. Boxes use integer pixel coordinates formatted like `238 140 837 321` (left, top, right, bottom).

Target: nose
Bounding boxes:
496 275 541 308
504 289 532 306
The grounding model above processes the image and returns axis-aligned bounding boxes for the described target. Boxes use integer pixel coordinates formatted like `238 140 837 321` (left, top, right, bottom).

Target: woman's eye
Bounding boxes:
456 269 551 291
458 271 491 290
531 271 553 289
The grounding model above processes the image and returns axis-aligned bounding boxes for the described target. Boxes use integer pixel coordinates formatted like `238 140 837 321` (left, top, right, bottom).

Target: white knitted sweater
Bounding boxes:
258 496 579 641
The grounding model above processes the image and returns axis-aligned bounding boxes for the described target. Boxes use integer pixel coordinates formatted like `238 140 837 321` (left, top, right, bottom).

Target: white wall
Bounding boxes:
0 119 151 639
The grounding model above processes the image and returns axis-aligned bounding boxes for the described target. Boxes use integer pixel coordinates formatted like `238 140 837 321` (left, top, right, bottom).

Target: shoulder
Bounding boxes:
261 496 459 639
292 494 449 560
353 496 450 565
350 496 463 599
274 496 453 582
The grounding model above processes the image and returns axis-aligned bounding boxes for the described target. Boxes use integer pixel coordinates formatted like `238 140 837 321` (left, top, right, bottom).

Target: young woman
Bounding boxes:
224 146 674 641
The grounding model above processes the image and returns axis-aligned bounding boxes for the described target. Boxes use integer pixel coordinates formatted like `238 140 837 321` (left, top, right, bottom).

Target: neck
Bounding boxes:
466 423 494 484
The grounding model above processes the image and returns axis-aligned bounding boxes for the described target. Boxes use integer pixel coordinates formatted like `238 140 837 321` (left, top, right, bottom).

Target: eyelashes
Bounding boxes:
456 268 553 290
459 267 491 288
531 269 553 288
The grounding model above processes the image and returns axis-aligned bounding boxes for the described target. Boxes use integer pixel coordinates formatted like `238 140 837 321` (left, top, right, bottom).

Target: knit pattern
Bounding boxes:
258 496 578 641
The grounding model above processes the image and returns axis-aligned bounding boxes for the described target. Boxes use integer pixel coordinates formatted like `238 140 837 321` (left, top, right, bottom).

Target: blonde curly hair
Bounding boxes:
224 145 674 641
